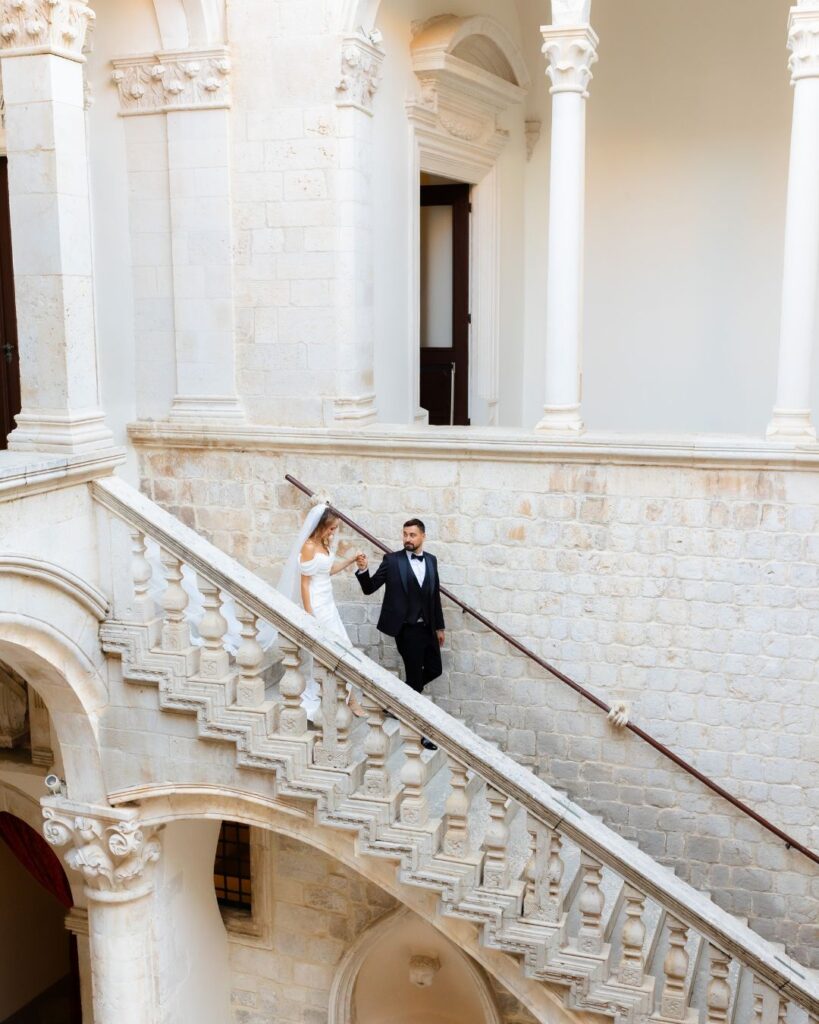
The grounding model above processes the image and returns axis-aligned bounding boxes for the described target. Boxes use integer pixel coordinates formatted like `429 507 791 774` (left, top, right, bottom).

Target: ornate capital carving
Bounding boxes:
0 0 94 61
111 48 231 116
541 24 598 97
43 803 161 897
336 34 384 115
788 8 819 82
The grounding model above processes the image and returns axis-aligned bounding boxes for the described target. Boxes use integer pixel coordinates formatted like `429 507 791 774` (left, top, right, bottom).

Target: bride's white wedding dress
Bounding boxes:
298 549 353 721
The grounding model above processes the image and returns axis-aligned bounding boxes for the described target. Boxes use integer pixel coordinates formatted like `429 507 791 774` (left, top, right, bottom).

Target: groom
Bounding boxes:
355 518 446 699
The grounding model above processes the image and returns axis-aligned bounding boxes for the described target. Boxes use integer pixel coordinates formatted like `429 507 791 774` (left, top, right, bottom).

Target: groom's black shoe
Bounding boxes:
421 737 438 751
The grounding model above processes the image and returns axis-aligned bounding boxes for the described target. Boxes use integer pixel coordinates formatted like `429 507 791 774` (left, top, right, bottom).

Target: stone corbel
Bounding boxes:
336 34 384 115
525 118 541 160
0 0 94 61
541 24 599 97
43 800 162 898
111 47 231 116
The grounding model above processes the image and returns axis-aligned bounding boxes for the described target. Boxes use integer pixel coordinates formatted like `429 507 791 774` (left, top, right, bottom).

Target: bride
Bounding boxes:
278 502 366 720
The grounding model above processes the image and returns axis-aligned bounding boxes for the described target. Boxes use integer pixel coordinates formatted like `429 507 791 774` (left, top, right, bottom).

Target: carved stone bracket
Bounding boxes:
525 118 541 160
111 47 231 116
43 801 162 898
336 34 384 115
0 0 94 60
788 7 819 82
541 25 599 97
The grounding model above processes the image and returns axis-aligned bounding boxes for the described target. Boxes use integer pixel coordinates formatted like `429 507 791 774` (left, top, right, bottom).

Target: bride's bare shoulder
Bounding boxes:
300 538 317 560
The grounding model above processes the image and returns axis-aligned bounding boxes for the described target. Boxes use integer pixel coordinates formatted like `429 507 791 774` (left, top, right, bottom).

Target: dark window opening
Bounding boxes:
213 821 252 912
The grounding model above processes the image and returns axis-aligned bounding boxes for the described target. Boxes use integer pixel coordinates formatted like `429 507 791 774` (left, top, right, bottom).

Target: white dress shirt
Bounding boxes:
407 549 426 586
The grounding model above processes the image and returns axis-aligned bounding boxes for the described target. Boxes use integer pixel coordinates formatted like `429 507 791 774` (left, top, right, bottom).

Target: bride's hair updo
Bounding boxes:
310 506 339 543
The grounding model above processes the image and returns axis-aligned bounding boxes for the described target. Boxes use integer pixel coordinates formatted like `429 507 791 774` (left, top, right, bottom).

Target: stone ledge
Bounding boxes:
0 447 126 503
127 420 819 472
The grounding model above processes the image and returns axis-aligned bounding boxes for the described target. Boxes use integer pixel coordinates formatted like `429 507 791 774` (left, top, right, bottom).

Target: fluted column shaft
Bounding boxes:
768 2 819 441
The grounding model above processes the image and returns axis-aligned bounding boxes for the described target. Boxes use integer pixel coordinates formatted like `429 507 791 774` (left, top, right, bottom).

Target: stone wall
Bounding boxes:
137 439 819 966
227 832 534 1023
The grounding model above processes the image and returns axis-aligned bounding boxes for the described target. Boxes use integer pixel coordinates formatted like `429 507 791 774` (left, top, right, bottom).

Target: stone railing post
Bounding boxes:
537 1 598 434
43 800 162 1024
0 0 113 453
767 1 819 441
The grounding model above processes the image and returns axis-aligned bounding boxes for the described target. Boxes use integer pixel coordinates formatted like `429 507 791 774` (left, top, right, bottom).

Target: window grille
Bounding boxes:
214 821 252 911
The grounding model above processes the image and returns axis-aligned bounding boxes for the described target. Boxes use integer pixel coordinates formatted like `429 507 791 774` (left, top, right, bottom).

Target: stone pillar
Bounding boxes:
43 801 162 1024
767 1 819 442
536 0 598 434
111 48 244 423
332 33 384 426
0 0 113 453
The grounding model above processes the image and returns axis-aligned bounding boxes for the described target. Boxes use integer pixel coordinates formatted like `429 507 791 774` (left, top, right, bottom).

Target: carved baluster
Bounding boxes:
442 758 471 858
575 853 605 956
617 885 647 987
358 694 390 798
130 530 154 622
523 823 564 923
398 725 429 827
482 787 511 889
777 996 790 1024
705 946 731 1024
659 918 691 1021
313 665 353 768
277 638 307 735
752 977 766 1024
197 577 229 678
159 551 190 651
235 605 265 706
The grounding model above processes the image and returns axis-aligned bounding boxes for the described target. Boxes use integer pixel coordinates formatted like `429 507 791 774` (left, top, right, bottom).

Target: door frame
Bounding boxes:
0 156 20 448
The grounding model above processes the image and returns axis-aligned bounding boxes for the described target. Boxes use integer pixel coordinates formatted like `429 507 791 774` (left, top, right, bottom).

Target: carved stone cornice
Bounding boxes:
540 24 599 98
43 801 162 899
111 47 231 116
336 34 384 115
788 7 819 82
0 0 93 61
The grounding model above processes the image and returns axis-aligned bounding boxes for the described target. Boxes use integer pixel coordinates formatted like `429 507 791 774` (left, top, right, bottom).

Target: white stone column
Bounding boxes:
111 49 244 423
767 1 819 442
332 34 384 426
43 801 162 1024
0 0 113 453
536 1 598 434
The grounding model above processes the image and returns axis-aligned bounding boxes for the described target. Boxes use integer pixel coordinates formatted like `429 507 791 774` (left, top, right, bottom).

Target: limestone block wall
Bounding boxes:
136 440 819 966
227 833 533 1024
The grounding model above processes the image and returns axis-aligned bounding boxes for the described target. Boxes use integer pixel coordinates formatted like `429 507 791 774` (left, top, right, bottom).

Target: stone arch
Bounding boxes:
328 904 503 1024
151 0 226 48
410 14 530 90
124 786 578 1024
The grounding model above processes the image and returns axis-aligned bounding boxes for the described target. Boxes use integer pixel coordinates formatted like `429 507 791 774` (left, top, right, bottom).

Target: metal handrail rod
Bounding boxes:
285 473 818 866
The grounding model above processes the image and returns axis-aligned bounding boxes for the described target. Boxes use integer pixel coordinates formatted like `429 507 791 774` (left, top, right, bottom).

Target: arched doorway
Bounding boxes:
0 812 80 1023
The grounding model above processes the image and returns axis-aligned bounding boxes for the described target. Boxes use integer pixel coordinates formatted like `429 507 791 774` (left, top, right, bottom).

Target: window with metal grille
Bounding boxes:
214 821 252 912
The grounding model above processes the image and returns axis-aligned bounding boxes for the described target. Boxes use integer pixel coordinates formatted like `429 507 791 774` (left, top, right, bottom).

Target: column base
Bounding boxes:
329 393 378 426
169 395 246 421
766 408 817 442
8 411 115 455
536 404 585 434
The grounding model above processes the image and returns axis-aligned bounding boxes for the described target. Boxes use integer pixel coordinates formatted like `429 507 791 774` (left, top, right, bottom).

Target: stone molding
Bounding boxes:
525 118 542 160
111 47 231 116
0 555 109 620
788 7 819 82
0 448 124 504
0 0 93 61
43 801 162 899
541 24 599 97
336 34 384 115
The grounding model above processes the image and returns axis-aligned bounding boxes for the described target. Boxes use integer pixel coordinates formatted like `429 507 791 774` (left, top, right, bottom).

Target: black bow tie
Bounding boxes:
411 554 424 561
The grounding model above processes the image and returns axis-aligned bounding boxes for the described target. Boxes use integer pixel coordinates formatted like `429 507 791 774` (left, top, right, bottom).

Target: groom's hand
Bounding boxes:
355 553 368 572
437 630 445 647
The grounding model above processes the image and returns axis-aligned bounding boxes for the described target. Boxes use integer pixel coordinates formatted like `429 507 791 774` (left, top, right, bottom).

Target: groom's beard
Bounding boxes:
403 541 419 552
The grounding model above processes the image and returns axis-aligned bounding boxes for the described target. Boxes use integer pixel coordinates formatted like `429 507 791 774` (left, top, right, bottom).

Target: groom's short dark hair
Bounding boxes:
404 517 426 533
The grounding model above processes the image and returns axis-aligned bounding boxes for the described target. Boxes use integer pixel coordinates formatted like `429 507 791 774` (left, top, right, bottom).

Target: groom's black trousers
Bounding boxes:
395 623 442 693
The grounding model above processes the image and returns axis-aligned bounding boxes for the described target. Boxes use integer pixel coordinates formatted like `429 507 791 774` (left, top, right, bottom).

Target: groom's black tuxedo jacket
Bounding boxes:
356 550 445 638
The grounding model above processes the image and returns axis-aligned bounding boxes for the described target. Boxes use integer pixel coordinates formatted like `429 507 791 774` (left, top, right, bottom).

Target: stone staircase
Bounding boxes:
92 476 819 1024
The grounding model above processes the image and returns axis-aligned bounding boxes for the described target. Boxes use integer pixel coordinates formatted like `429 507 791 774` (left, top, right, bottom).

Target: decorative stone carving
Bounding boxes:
111 48 231 116
0 0 94 60
43 805 161 895
408 954 440 988
788 7 819 82
525 118 541 160
541 25 599 97
336 34 384 115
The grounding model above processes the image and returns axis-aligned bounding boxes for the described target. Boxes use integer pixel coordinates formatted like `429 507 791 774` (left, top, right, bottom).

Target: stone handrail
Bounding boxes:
90 476 819 1015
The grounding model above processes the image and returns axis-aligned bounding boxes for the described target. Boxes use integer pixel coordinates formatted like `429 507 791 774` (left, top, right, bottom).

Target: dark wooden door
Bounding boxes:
419 184 470 426
0 157 20 449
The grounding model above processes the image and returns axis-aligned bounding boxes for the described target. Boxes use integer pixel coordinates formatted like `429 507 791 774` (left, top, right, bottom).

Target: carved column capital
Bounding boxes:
43 801 162 900
540 24 599 97
111 47 231 116
788 7 819 82
336 34 384 115
0 0 94 61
